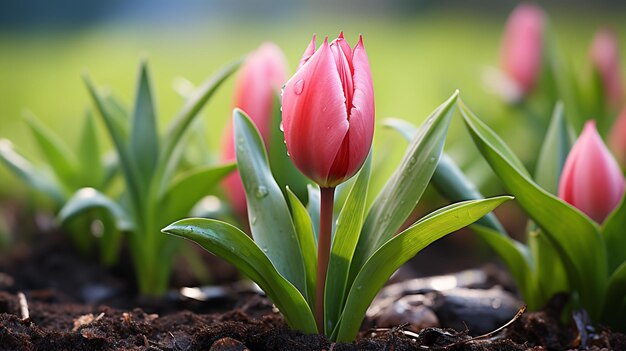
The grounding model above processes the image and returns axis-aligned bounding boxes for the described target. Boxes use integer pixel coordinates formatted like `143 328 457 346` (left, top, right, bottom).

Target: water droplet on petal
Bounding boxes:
255 185 269 198
294 80 305 95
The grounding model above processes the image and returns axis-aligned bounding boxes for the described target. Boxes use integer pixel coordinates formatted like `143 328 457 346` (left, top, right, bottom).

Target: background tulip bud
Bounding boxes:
590 28 624 108
558 121 625 223
499 3 545 97
222 42 288 218
282 34 375 188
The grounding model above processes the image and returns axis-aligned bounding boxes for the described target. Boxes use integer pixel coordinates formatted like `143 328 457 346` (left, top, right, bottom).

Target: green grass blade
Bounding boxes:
0 140 65 204
460 101 608 319
162 218 317 333
602 261 626 330
349 91 458 288
286 187 317 310
158 59 240 190
233 108 307 297
336 196 511 341
384 117 505 233
160 163 236 220
59 187 133 232
83 74 142 212
130 61 159 188
77 110 104 187
325 154 371 334
534 102 574 195
23 112 77 190
602 196 626 272
471 224 537 308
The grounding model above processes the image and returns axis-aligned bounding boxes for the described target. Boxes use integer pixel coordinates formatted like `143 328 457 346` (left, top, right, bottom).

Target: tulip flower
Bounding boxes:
222 43 288 218
281 33 375 331
609 107 626 169
558 121 625 223
590 28 624 108
499 3 546 98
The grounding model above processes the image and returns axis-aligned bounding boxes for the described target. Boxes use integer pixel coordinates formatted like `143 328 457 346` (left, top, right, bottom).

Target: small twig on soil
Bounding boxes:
17 292 29 320
445 304 527 348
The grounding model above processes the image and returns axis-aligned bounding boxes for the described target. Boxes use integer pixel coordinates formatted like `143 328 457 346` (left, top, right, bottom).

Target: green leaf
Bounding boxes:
603 195 626 272
307 184 320 241
130 61 159 188
336 196 511 341
77 110 104 187
471 224 537 307
0 140 64 204
349 91 459 287
268 93 309 200
384 117 505 233
83 74 142 212
325 154 371 334
160 163 236 221
59 187 133 232
527 228 569 307
233 108 307 297
286 187 317 309
534 102 574 195
460 101 607 319
162 218 317 333
158 59 241 190
23 112 77 190
603 261 626 330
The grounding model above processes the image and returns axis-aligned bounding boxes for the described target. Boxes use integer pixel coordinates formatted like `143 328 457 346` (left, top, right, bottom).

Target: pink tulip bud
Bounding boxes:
281 34 375 188
609 106 626 168
500 3 546 96
590 28 624 108
222 43 288 218
558 121 625 223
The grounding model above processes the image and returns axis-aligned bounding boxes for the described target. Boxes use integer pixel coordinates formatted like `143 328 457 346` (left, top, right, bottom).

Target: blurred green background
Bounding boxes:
1 0 625 200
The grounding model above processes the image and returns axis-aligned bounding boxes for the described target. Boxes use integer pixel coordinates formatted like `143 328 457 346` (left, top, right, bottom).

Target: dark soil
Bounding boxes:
1 230 625 350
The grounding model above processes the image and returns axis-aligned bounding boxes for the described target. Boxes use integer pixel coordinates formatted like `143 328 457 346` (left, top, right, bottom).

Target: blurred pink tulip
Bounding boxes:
500 3 546 96
590 28 624 108
558 121 625 223
609 106 626 168
222 42 288 218
282 33 375 187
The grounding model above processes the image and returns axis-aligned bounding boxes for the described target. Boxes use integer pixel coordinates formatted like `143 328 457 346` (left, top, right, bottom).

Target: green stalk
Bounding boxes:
316 187 335 333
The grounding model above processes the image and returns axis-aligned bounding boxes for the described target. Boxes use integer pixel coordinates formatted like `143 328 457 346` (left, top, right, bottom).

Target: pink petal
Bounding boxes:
336 35 375 180
282 38 349 185
560 121 625 223
329 37 354 116
297 35 317 70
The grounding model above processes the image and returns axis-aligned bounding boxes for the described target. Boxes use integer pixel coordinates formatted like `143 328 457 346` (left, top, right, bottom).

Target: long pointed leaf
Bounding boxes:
24 112 77 189
233 108 307 297
77 110 104 187
325 154 371 334
0 140 64 203
59 187 133 231
460 101 607 319
603 196 626 272
162 218 317 333
307 184 321 241
160 163 236 221
84 74 142 212
336 196 511 341
384 117 505 233
286 187 317 309
602 261 626 330
131 61 159 187
158 59 240 190
349 91 458 287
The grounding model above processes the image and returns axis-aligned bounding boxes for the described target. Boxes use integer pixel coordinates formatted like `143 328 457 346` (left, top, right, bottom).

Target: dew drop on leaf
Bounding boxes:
255 185 269 198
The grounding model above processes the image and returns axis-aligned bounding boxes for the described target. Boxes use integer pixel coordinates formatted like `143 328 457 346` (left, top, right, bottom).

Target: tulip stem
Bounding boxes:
316 186 335 333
